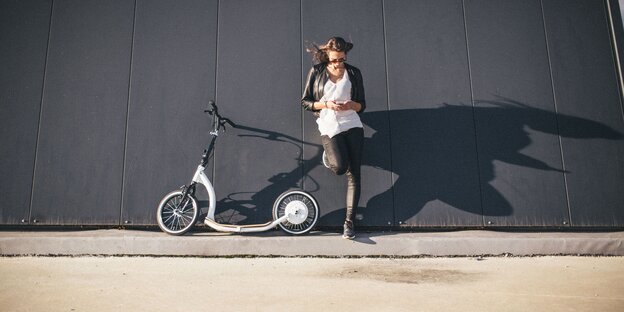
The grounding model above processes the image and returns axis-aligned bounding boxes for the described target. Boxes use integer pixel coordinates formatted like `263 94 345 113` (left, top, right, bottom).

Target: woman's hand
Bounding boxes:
341 101 361 112
323 101 361 112
325 101 344 111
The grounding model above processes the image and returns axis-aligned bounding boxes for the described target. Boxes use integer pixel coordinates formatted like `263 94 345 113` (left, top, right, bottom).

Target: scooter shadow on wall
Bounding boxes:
198 95 622 232
196 125 324 226
319 95 623 228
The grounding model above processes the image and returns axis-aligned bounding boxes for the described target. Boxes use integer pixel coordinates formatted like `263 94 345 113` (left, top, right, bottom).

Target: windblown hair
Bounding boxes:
306 36 354 64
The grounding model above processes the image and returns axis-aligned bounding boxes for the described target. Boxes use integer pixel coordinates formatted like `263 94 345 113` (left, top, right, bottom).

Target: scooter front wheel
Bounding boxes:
272 190 319 235
156 190 199 235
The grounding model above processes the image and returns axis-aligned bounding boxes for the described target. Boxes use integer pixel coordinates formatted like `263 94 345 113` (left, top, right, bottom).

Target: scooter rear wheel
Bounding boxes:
272 190 319 235
156 190 199 235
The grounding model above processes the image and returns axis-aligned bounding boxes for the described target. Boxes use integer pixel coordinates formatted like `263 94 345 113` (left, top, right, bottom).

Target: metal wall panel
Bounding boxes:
2 0 624 228
464 0 569 226
30 0 134 225
121 0 218 225
609 0 624 88
301 0 393 226
0 0 52 224
543 0 624 226
213 0 302 225
384 0 482 226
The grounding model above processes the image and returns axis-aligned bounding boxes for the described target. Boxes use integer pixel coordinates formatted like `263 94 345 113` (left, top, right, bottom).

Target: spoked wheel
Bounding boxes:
156 190 199 235
272 190 319 235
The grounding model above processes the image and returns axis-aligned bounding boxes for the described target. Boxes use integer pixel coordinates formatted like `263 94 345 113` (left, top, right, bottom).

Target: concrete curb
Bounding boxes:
1 230 623 256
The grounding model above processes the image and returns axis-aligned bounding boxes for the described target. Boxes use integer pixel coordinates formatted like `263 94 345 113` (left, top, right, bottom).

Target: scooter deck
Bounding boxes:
204 217 274 229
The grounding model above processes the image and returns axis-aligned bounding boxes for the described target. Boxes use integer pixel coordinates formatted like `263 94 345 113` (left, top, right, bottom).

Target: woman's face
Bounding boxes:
327 50 346 70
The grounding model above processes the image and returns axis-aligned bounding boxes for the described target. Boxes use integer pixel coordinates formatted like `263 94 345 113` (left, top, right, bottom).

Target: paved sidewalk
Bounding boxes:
1 256 623 312
1 229 623 256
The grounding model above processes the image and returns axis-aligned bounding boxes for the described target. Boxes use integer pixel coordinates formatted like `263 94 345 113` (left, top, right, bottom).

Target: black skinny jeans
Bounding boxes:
321 127 364 223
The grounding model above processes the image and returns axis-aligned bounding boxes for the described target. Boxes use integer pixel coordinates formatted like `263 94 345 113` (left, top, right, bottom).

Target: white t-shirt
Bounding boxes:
316 70 363 138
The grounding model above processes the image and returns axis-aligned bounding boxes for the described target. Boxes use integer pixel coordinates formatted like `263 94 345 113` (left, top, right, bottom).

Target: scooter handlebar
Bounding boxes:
204 100 237 131
204 100 217 114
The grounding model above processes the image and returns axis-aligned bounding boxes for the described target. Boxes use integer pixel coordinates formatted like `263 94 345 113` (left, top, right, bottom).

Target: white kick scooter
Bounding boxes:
156 101 319 235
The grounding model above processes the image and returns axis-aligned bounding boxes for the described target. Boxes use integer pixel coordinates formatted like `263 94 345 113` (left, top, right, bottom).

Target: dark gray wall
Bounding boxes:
466 0 569 226
30 0 135 225
384 0 482 227
0 0 52 225
544 0 624 226
121 0 218 226
2 0 623 228
213 0 303 225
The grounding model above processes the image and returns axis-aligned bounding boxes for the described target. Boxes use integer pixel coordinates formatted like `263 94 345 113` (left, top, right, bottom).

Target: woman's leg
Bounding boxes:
321 134 349 175
321 128 364 225
344 127 364 223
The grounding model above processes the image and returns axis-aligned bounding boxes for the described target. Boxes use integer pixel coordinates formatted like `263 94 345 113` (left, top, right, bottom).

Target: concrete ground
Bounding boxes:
1 256 623 312
1 229 623 256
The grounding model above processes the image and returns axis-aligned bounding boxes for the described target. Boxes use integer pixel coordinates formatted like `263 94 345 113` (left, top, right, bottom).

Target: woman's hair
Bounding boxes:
307 37 354 64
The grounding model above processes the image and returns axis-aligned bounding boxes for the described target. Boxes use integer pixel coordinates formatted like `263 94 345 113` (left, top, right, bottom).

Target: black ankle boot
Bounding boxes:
343 220 355 239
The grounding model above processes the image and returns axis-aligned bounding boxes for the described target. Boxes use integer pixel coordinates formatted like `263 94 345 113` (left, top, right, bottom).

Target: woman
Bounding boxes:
301 37 366 239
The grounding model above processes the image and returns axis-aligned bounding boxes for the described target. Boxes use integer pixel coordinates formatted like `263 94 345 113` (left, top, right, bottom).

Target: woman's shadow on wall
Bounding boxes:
205 95 622 227
320 95 623 225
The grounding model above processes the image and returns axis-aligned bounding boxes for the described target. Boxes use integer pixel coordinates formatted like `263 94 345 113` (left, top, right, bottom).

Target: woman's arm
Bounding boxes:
302 67 320 112
353 68 366 114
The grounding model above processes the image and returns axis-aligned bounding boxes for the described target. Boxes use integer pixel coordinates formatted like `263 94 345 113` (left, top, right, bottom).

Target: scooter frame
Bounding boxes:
156 101 319 235
191 164 291 233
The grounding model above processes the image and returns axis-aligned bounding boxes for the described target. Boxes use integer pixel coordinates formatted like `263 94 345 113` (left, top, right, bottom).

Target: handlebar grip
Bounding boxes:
224 118 237 128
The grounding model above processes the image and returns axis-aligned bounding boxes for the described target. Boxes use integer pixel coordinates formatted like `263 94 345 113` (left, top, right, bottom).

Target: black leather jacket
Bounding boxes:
301 62 366 114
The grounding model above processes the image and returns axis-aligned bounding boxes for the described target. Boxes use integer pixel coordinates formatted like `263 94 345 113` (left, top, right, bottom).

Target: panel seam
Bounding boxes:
28 0 55 224
300 0 305 190
539 0 572 226
380 0 395 226
119 0 138 226
461 0 486 226
604 0 624 122
213 0 220 185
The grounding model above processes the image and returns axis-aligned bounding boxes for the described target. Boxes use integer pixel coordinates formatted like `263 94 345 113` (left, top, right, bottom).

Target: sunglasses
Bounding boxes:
328 58 346 64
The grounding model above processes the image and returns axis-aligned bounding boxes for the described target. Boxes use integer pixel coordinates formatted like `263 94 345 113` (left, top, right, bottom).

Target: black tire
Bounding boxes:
272 190 319 235
156 190 199 235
